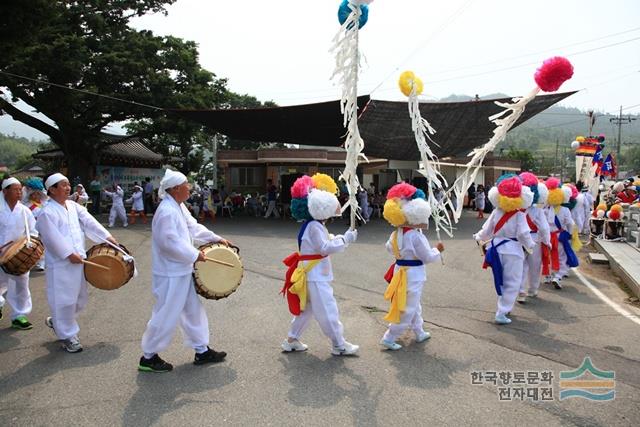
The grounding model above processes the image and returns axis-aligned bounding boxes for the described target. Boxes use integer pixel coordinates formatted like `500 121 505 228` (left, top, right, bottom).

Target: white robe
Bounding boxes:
36 200 111 340
382 229 441 342
520 205 551 295
0 200 37 320
288 221 351 347
127 191 144 211
581 192 594 234
546 206 575 279
141 194 222 356
475 209 534 317
104 187 127 227
571 195 586 235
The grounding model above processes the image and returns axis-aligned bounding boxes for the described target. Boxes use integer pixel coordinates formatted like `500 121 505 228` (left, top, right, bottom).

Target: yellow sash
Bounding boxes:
288 257 322 312
383 230 408 324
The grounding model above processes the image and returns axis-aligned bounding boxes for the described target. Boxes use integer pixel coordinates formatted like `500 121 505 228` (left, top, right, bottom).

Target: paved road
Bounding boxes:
1 212 639 426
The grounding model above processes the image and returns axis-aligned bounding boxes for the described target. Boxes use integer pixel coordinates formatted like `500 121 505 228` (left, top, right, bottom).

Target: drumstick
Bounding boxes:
83 260 110 271
204 257 234 268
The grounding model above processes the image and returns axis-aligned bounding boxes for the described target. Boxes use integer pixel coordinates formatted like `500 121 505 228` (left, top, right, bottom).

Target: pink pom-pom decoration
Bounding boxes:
387 182 416 200
545 177 561 190
519 172 538 187
497 176 522 198
568 184 578 199
291 175 315 199
534 56 574 92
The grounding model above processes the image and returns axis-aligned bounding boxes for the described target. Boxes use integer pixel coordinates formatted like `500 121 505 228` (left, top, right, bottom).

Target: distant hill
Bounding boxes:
0 133 47 170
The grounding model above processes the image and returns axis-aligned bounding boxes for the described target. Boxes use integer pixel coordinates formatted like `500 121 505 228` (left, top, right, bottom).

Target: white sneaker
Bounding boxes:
62 336 83 353
415 330 431 343
516 293 527 304
281 339 308 352
45 316 54 330
528 290 538 298
552 278 563 289
543 275 551 284
380 339 402 350
123 223 128 228
331 341 359 356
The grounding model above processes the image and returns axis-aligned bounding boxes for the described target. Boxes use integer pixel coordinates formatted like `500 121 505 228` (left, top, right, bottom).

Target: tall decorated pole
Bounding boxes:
450 56 574 220
331 0 373 230
398 71 454 260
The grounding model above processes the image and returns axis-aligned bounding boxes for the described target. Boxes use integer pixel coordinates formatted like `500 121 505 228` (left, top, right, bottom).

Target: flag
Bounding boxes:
600 154 616 176
592 144 604 166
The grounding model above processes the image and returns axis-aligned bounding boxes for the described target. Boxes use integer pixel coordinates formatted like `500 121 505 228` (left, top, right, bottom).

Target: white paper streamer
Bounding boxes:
407 87 455 240
450 87 541 220
331 0 368 229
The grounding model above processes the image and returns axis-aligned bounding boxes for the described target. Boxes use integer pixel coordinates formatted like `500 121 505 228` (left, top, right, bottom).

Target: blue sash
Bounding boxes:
484 238 516 296
297 220 317 250
554 215 579 268
395 259 424 267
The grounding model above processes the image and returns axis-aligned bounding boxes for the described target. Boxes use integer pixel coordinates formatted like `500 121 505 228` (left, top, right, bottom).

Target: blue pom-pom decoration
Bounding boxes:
496 173 518 185
291 197 313 221
24 177 44 190
412 189 426 200
338 0 369 29
529 184 540 205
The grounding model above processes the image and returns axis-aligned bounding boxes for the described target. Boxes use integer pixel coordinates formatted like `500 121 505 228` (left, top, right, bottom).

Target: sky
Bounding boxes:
2 0 640 139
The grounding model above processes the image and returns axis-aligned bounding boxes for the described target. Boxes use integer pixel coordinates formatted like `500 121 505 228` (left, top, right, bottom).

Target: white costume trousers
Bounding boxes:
0 270 32 319
109 204 127 227
496 253 524 316
554 245 569 280
141 274 209 356
287 280 345 347
520 243 543 294
382 280 425 342
46 263 87 340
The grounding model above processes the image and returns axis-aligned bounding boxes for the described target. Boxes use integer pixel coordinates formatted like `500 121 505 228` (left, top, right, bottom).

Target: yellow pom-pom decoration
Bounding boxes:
383 199 406 227
596 203 607 212
398 71 424 97
547 188 565 206
576 136 585 142
497 195 524 212
311 173 338 195
610 204 623 212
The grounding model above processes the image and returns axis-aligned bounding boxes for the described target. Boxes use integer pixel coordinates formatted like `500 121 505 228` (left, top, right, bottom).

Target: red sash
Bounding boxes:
526 214 538 233
281 252 325 315
541 231 559 275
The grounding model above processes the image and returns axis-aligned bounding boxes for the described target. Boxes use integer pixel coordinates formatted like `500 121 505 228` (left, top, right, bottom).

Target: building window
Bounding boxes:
230 167 264 186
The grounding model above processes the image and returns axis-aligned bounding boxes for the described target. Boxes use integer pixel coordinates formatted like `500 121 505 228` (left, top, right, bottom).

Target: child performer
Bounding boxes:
474 174 535 325
379 183 444 351
280 174 359 356
517 173 550 303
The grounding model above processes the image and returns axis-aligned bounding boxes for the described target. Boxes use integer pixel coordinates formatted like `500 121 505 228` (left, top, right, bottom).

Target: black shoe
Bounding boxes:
194 347 227 365
11 315 33 330
0 306 3 320
138 354 173 373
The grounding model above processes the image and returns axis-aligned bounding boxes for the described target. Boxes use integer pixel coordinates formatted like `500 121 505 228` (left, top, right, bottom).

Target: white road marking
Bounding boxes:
572 268 640 326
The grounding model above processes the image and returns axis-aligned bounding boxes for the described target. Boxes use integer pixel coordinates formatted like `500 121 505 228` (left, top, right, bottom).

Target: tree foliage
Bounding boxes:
0 0 228 180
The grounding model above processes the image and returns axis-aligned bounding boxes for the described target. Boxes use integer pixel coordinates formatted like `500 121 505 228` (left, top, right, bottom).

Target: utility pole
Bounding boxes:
610 105 637 174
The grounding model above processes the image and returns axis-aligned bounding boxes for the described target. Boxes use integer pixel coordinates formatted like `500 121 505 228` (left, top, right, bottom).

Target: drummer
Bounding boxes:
36 173 118 353
0 177 38 330
139 169 231 373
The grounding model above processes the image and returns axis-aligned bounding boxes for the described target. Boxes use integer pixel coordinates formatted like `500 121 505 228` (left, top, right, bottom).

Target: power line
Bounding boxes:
0 70 163 110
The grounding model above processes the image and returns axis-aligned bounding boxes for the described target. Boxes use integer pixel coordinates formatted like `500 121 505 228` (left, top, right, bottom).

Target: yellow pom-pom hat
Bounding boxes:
383 183 430 227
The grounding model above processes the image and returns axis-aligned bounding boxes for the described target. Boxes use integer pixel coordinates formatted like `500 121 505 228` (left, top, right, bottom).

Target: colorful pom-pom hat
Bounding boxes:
290 173 341 221
488 174 530 212
382 182 431 227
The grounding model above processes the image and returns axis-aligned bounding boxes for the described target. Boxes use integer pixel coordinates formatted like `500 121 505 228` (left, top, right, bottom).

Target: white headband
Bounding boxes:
45 173 68 190
2 177 20 190
158 169 187 199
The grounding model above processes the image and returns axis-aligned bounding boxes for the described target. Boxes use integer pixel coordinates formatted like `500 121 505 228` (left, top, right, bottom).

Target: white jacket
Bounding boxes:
0 199 37 247
385 228 441 282
36 200 111 267
152 194 221 277
474 209 535 258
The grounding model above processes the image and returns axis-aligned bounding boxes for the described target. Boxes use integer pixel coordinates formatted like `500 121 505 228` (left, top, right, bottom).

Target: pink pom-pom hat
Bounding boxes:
387 182 416 200
290 175 315 199
519 172 538 187
545 177 561 190
497 176 522 198
534 56 574 92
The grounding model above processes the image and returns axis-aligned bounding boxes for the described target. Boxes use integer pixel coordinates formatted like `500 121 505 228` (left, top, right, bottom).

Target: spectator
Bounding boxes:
89 176 101 214
467 183 476 209
368 182 376 196
246 193 260 217
264 179 280 218
475 184 485 219
357 187 372 221
143 177 154 214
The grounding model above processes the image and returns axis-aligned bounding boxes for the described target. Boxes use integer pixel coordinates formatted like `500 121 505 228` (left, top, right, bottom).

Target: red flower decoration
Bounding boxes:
534 56 574 92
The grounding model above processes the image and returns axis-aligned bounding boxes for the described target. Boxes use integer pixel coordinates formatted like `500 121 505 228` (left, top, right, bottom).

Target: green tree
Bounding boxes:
505 148 536 171
0 0 228 181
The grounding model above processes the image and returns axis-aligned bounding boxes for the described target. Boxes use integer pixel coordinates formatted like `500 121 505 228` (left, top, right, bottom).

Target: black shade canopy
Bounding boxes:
171 91 576 161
